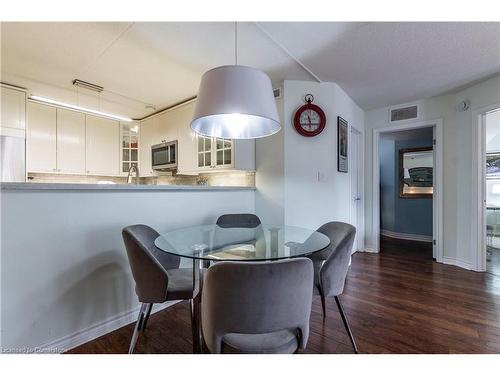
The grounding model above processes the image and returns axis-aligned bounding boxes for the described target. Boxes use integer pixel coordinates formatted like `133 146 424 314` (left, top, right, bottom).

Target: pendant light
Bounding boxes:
190 22 281 139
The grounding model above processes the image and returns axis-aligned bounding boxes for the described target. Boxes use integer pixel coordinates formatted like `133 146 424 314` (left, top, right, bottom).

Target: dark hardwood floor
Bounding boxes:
487 247 500 277
68 236 500 354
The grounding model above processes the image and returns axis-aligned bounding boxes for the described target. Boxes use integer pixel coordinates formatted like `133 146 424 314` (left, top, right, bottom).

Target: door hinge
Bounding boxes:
433 139 436 145
433 239 436 245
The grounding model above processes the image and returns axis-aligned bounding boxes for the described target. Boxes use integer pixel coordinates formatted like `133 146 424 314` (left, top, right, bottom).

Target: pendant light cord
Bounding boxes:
234 21 238 65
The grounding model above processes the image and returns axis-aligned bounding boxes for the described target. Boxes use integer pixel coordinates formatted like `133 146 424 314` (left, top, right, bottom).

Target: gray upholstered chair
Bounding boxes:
308 221 358 353
216 213 261 228
122 224 195 354
201 258 314 354
214 213 266 259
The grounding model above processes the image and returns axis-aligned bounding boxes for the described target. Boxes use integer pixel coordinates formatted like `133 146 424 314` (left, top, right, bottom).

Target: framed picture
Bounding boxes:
337 116 348 173
399 147 433 198
486 153 500 178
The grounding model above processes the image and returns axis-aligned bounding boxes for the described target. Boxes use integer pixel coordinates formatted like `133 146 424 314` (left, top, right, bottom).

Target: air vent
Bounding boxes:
273 87 281 99
390 104 418 122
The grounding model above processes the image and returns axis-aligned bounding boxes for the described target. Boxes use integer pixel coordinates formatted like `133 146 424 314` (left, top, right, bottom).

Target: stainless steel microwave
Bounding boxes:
152 140 177 170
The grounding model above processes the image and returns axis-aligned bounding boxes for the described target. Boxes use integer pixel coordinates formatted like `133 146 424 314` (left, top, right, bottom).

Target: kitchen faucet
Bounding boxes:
127 164 140 184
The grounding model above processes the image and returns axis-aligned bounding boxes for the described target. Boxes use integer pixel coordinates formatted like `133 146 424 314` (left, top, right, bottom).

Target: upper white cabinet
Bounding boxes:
156 110 178 144
120 122 139 175
85 115 120 176
139 117 157 177
139 101 198 175
1 86 26 132
194 136 255 172
27 102 57 173
27 103 119 176
57 108 86 174
196 136 234 171
233 139 255 171
150 100 255 174
174 102 197 174
25 96 255 178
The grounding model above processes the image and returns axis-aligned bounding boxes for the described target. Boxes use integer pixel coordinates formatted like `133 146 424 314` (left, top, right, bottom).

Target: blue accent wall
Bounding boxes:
380 138 396 232
380 137 433 236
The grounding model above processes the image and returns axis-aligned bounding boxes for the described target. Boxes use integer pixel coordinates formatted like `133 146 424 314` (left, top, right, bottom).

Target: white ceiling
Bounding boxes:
2 22 500 119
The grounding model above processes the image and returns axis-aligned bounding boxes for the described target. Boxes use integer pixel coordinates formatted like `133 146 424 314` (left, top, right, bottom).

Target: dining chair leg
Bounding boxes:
320 292 327 319
128 303 147 354
334 296 358 354
141 303 153 332
190 298 199 353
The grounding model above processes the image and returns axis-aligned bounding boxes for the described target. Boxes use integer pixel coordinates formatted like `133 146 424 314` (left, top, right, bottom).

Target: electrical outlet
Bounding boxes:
317 171 326 182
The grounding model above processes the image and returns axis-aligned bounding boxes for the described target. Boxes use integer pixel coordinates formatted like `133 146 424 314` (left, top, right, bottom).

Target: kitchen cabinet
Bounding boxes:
156 110 178 144
1 85 26 132
194 136 255 172
120 122 139 175
174 102 197 174
139 101 198 175
155 100 254 174
27 102 57 173
233 139 255 171
138 117 157 177
57 108 85 174
85 115 120 176
196 135 234 170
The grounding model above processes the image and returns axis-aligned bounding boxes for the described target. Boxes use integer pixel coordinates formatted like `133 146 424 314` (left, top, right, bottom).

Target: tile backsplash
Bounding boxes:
27 173 129 184
27 171 255 187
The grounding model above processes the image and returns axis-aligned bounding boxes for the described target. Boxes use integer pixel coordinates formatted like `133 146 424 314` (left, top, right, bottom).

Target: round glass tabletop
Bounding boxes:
154 224 330 261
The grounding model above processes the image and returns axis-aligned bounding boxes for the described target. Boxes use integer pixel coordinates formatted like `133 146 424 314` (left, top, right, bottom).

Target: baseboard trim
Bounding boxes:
356 247 378 253
381 229 432 243
442 256 474 271
38 300 180 353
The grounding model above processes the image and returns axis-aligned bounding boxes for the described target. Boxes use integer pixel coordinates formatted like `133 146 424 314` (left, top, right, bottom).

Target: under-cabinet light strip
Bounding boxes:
29 95 133 122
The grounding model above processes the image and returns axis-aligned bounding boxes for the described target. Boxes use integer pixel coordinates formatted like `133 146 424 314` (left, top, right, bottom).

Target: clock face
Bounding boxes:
293 103 326 137
299 109 321 132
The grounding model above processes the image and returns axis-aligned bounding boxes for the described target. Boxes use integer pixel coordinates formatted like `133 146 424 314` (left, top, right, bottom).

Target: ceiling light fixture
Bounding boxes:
30 95 133 122
72 79 104 93
190 22 281 139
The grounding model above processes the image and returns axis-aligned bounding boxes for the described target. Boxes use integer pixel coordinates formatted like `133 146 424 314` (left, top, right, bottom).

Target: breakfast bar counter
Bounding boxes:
0 182 255 191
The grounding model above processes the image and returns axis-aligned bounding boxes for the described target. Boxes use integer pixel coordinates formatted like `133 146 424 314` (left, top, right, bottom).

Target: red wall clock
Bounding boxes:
293 94 326 137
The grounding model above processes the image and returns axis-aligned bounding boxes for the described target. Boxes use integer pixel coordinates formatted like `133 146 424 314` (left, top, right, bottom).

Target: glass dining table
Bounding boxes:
154 223 330 352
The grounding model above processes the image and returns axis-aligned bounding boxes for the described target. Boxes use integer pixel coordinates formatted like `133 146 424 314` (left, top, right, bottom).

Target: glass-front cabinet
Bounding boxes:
197 135 233 170
120 122 139 175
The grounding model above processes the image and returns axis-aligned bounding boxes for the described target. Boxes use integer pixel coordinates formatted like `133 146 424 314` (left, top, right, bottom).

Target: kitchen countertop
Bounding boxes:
0 182 255 191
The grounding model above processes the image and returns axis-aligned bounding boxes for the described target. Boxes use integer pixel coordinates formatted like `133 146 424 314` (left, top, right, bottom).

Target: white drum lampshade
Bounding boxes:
190 65 281 139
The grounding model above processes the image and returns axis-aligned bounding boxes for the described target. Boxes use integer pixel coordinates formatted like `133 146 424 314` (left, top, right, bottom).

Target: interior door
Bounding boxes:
350 127 363 252
432 126 437 259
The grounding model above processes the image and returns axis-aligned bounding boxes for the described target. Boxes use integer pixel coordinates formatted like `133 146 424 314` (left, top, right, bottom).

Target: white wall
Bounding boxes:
255 97 285 225
0 188 254 350
365 74 500 269
283 81 365 230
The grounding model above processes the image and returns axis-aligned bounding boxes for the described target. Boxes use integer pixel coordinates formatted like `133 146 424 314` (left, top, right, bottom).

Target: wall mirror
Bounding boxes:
399 147 433 198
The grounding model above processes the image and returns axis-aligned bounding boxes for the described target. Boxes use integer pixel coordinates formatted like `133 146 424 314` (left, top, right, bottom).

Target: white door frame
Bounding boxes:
372 119 444 263
350 125 364 252
472 102 500 272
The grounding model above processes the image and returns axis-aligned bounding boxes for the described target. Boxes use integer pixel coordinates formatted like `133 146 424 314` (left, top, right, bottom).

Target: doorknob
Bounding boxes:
354 197 361 201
